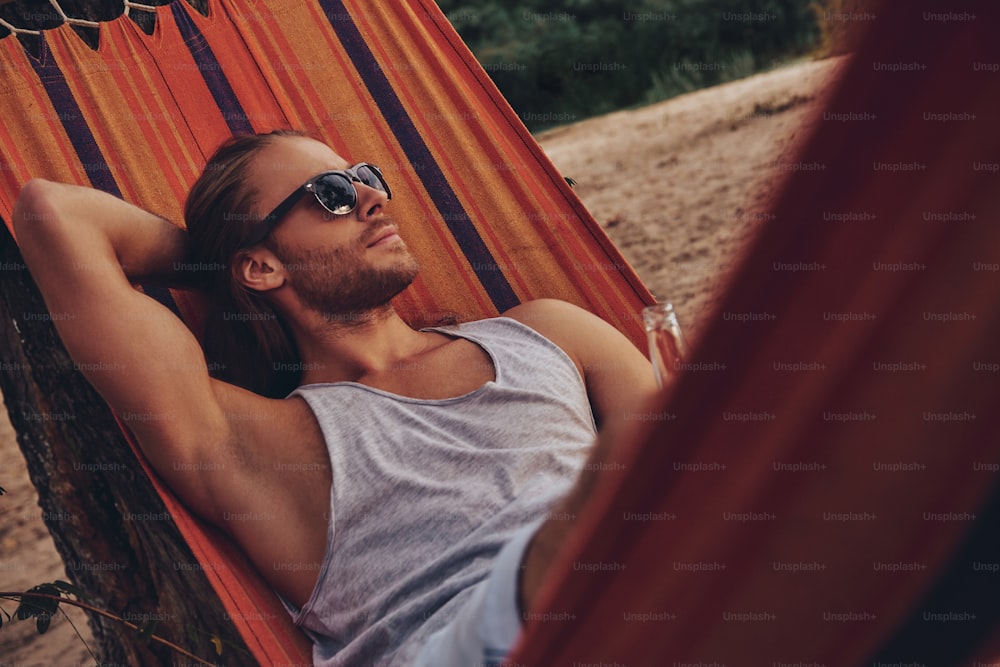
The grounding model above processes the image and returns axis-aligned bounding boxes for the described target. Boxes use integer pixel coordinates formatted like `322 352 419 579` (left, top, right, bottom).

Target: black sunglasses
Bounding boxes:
242 163 392 247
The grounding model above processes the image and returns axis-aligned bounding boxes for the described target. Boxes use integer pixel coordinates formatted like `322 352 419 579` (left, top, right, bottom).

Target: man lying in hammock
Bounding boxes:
13 130 658 666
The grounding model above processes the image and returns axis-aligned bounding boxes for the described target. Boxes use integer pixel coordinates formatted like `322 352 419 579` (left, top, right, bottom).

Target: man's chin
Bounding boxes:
311 268 419 322
387 254 421 283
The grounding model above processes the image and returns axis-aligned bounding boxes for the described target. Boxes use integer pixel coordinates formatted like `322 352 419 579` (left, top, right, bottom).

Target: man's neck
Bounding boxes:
288 304 439 386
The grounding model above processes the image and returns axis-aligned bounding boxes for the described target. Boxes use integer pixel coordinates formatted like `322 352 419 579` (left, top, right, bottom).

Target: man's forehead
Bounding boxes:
252 136 351 182
249 136 351 216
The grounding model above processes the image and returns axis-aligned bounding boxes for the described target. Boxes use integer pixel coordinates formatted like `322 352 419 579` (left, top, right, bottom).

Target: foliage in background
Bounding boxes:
438 0 877 132
810 0 882 57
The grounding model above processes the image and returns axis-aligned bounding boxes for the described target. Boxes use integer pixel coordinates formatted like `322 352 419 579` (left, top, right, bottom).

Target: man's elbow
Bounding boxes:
12 178 63 241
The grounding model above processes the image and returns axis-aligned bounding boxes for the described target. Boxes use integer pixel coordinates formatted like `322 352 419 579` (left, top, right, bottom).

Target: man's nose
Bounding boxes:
354 181 388 220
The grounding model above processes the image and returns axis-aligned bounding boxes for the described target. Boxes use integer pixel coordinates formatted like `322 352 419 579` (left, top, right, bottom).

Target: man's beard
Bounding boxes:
270 220 419 324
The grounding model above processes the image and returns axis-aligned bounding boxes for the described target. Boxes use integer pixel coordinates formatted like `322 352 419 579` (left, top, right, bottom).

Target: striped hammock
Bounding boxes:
1 0 998 665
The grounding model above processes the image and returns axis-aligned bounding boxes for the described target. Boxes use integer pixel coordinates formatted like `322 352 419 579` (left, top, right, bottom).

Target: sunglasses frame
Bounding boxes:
241 162 391 248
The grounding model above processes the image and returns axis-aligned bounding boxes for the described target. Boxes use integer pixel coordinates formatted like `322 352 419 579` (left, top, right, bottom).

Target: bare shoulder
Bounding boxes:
500 299 657 426
499 298 623 374
500 298 611 350
501 298 595 332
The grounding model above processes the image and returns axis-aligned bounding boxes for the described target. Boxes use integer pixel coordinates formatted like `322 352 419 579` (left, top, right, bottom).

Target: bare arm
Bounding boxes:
12 179 232 511
504 298 658 428
14 179 204 288
503 298 660 614
517 389 658 613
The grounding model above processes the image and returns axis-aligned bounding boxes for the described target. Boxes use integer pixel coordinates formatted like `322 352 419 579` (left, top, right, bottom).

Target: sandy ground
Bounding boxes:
0 56 842 665
0 408 95 666
537 55 845 340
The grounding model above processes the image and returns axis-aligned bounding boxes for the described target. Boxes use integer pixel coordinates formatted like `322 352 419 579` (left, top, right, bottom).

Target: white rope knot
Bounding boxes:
0 0 161 35
123 1 159 18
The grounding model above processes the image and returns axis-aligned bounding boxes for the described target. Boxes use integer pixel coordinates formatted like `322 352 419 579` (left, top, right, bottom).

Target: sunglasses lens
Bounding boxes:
313 173 357 215
354 165 391 198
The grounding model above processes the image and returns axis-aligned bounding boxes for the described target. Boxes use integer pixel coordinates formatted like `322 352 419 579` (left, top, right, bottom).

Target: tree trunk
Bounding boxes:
0 222 254 666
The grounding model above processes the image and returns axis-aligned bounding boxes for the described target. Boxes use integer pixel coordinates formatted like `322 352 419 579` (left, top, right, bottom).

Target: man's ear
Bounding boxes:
233 246 285 293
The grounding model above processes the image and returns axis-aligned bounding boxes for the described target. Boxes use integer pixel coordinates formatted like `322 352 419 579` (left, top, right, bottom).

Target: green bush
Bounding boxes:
439 0 824 131
809 0 883 57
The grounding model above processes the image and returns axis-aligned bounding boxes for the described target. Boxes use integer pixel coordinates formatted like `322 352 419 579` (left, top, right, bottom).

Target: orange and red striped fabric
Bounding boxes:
0 0 654 337
509 1 1000 665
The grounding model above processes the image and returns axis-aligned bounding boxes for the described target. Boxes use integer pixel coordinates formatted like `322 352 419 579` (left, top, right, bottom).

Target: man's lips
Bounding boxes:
367 225 400 247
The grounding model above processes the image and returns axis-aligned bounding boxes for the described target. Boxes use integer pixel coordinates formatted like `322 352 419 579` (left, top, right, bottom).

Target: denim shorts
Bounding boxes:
413 520 540 666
